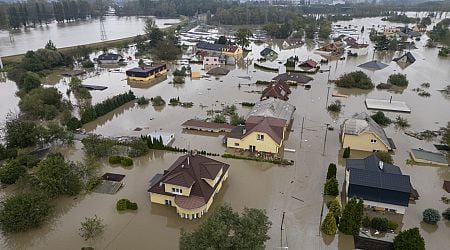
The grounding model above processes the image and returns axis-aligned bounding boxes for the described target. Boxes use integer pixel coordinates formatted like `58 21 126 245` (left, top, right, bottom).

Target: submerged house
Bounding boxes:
260 47 278 60
282 39 304 49
315 42 344 56
299 59 319 70
148 154 230 219
226 99 295 154
260 81 291 101
97 53 123 64
345 154 411 214
126 64 168 81
348 43 369 56
341 112 395 152
272 72 313 85
393 52 416 64
196 42 242 57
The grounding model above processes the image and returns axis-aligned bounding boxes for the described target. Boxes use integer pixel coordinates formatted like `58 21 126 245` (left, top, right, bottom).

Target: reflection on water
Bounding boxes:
0 16 180 56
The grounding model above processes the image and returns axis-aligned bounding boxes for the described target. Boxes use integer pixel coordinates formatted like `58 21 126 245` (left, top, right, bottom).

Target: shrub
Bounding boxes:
0 160 27 185
423 208 441 225
151 96 165 106
137 97 150 105
343 147 350 158
387 73 409 87
362 215 371 228
442 208 450 220
321 212 337 235
335 71 374 89
326 163 337 179
116 199 138 211
120 157 133 166
393 228 425 250
79 215 105 241
255 80 270 85
324 178 339 196
371 111 392 126
376 83 392 89
109 155 122 164
81 60 95 68
328 198 341 217
173 76 185 84
327 100 342 112
85 177 102 192
65 116 82 131
371 217 388 232
213 114 227 124
394 116 410 128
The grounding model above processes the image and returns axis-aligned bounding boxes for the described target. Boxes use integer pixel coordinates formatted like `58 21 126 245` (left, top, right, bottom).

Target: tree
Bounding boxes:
180 204 271 250
19 72 42 93
0 192 50 233
375 152 393 164
82 135 116 158
0 160 26 185
371 217 388 232
326 163 337 179
151 40 181 60
423 208 441 225
441 123 450 149
318 20 332 39
216 35 227 45
335 71 374 89
235 28 252 48
394 116 410 128
343 147 350 158
19 87 64 120
79 215 105 241
4 113 39 148
35 154 82 197
324 178 339 196
143 17 156 36
388 73 409 87
230 113 245 126
321 212 337 235
213 114 226 124
393 228 425 250
328 198 341 217
339 197 364 236
45 40 57 50
371 111 392 126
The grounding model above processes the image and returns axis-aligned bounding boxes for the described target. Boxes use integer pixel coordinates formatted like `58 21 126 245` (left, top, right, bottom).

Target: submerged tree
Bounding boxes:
79 215 105 241
339 197 364 236
393 227 425 250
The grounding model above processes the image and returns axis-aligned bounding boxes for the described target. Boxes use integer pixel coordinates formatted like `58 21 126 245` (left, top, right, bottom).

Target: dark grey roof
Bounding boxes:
207 67 230 75
347 154 411 207
260 47 277 57
358 60 389 70
98 53 122 60
196 41 224 52
272 72 313 84
393 52 416 63
411 148 449 165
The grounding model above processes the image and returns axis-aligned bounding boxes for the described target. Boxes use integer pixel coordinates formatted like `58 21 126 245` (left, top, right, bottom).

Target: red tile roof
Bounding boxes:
299 59 318 68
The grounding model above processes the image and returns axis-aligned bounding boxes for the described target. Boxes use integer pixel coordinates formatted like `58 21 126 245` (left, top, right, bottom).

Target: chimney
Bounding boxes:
378 161 384 171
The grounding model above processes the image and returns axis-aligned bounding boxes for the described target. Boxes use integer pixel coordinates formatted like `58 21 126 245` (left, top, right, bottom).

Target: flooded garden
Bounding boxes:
0 12 449 250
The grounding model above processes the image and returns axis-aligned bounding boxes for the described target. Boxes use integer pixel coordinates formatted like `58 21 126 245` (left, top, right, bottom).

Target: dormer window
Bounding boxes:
172 187 183 194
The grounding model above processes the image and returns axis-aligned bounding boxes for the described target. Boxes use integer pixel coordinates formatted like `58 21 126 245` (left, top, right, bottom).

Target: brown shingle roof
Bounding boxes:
228 116 285 144
299 59 318 68
261 81 291 101
148 154 230 208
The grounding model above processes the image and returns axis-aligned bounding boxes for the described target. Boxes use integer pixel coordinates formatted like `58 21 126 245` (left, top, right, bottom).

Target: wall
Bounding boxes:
150 192 175 205
164 183 192 196
226 131 280 153
342 131 389 152
127 69 168 81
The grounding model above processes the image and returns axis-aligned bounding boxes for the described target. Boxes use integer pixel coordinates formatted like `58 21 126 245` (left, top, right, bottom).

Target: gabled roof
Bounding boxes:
358 60 389 70
260 47 278 57
247 98 295 122
148 154 230 208
223 45 239 53
261 81 291 101
342 112 393 149
228 116 285 144
98 53 122 60
196 41 225 51
272 72 313 84
347 154 411 207
299 59 318 68
393 52 416 63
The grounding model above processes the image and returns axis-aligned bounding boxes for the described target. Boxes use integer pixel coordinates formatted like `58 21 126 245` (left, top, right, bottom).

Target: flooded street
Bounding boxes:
0 16 180 56
1 14 450 249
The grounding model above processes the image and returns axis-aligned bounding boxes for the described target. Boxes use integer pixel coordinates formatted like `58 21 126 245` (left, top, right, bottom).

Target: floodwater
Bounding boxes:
0 16 180 56
1 15 450 249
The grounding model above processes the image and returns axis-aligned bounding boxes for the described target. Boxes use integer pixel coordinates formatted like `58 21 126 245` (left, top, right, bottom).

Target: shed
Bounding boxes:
393 52 416 64
410 148 449 166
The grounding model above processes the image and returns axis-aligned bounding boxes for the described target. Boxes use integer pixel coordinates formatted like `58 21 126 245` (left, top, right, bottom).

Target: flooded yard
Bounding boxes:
1 15 450 249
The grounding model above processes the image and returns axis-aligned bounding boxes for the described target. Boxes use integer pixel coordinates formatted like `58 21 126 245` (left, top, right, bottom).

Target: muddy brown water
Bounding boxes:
1 15 450 249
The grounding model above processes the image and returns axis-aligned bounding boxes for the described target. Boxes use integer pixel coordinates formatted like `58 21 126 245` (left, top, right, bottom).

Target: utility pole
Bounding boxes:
280 211 285 248
299 117 305 148
322 123 330 156
100 17 107 41
325 86 331 109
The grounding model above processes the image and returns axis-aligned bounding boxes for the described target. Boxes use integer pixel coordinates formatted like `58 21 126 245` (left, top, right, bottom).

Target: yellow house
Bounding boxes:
148 154 230 219
226 98 295 154
341 112 395 152
126 64 168 81
222 45 243 57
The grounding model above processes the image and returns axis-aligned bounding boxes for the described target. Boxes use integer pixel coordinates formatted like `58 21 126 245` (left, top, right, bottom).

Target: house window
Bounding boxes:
234 143 239 146
257 134 264 141
165 200 172 206
172 188 182 194
370 139 377 144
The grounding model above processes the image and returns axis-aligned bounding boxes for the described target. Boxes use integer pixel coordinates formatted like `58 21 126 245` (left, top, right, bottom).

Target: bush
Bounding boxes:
362 215 371 228
327 100 342 112
0 192 50 233
423 208 441 225
326 163 337 179
213 114 227 124
65 116 82 131
343 147 350 158
387 220 398 230
371 217 388 232
137 97 150 105
151 96 166 106
120 157 133 166
387 73 409 87
375 151 393 164
394 116 410 128
442 208 450 220
324 178 339 196
0 160 27 185
116 199 138 211
336 71 374 89
371 111 392 126
79 215 105 241
328 198 341 217
108 155 122 164
173 76 185 84
393 228 425 250
109 155 133 167
321 212 337 235
81 60 95 68
376 83 392 89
